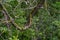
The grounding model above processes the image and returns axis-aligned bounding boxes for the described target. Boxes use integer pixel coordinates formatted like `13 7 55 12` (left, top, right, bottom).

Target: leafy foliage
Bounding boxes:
0 0 60 40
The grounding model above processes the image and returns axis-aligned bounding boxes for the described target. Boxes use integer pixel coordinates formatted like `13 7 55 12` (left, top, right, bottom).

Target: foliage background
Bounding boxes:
0 0 60 40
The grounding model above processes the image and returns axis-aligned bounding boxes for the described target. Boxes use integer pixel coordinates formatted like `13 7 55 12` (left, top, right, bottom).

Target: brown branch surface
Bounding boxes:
24 0 45 30
0 3 22 30
0 3 10 28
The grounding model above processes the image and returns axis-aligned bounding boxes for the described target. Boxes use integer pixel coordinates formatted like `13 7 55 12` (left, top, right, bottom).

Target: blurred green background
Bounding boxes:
0 0 60 40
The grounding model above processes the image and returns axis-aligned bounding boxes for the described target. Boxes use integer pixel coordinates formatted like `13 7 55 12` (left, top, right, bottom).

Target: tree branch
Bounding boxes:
0 3 22 30
24 0 45 30
0 0 45 30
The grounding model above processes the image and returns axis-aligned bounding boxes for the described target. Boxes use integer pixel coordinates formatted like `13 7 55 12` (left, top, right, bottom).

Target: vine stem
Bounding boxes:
0 0 45 31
